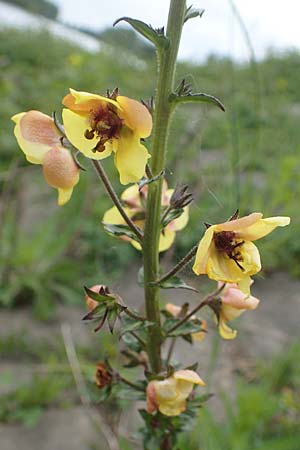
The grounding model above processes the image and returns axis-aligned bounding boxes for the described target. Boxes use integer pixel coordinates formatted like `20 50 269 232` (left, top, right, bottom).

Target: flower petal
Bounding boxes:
168 206 189 232
62 88 119 112
192 226 216 275
114 129 150 184
158 229 176 252
12 111 60 164
158 400 186 416
42 147 80 189
237 216 291 241
117 95 152 138
219 316 237 340
62 108 112 159
102 205 133 225
174 369 206 386
57 187 74 206
222 285 260 310
216 212 263 232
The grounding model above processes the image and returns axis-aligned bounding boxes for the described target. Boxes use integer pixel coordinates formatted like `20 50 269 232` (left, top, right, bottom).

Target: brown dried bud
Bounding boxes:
95 362 113 389
170 184 193 209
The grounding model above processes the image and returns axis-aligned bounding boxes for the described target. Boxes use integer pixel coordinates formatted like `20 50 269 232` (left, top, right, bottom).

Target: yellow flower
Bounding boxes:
102 181 189 252
192 213 290 294
146 370 205 416
62 88 152 184
217 282 260 339
11 110 80 205
165 303 207 342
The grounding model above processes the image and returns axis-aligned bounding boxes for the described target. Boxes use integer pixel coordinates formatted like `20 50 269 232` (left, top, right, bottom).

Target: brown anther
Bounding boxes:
214 231 245 271
84 129 95 140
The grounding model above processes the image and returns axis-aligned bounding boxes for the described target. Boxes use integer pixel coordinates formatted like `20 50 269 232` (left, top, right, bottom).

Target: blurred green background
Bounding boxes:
0 1 300 449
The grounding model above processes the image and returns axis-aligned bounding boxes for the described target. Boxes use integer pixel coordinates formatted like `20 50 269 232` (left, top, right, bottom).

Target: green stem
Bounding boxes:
143 0 187 374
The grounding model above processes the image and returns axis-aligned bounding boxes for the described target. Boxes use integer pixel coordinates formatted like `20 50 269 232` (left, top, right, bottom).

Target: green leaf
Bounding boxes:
184 5 205 23
138 169 165 191
156 276 197 292
107 309 118 334
120 315 153 338
170 92 225 111
102 223 140 242
163 318 202 337
114 17 169 50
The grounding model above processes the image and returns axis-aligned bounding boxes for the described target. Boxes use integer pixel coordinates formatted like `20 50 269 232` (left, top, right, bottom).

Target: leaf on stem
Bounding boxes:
161 208 184 228
155 275 197 292
170 92 225 111
163 317 202 337
102 223 141 242
113 17 169 50
138 169 165 191
184 5 205 23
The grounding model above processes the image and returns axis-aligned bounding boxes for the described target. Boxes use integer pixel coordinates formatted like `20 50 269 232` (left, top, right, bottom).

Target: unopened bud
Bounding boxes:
170 184 193 209
95 362 113 389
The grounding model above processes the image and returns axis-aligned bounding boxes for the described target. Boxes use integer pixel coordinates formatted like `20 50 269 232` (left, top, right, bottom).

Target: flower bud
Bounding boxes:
95 362 113 389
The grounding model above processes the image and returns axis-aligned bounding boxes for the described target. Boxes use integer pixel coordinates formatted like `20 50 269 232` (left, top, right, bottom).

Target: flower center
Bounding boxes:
84 104 123 152
213 231 245 271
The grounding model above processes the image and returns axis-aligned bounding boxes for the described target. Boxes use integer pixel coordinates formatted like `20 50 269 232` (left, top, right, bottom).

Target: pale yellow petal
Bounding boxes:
102 206 133 225
62 108 112 159
238 216 290 241
216 213 263 232
62 88 119 112
174 370 206 386
117 95 152 138
192 226 216 275
114 130 150 184
120 184 141 208
168 206 189 232
57 187 73 206
130 240 142 251
158 400 186 416
158 229 176 252
219 317 237 340
154 378 177 401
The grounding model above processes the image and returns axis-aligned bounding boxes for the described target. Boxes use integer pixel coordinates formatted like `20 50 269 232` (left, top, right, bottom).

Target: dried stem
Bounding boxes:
61 322 120 450
92 159 143 240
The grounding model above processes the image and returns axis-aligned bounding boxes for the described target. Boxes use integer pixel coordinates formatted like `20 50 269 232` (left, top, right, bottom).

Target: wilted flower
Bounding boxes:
216 282 260 339
95 362 113 389
102 181 189 252
84 284 111 312
11 110 80 205
165 303 207 342
62 88 152 184
146 370 205 416
193 213 290 294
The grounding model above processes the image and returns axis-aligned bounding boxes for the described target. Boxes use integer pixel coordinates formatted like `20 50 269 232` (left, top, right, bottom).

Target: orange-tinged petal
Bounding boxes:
120 184 142 209
62 108 112 159
222 285 260 310
117 95 152 138
192 226 216 275
165 303 181 317
12 111 60 164
42 147 80 190
62 88 119 112
114 129 150 184
237 216 290 241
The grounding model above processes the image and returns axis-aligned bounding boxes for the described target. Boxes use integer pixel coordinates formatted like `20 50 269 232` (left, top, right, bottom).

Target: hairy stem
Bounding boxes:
167 283 225 335
157 245 198 284
92 160 143 240
143 0 187 374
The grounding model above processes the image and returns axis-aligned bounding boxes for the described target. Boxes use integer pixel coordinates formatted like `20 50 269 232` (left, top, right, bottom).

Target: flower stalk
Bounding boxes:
142 0 187 374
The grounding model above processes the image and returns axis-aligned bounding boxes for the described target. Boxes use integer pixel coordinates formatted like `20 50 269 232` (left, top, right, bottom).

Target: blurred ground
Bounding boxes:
0 269 299 450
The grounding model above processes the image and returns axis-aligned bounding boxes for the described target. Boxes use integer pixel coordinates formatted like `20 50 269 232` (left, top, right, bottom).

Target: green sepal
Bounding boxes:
184 5 205 23
107 308 118 334
155 275 197 292
82 302 107 321
161 208 184 228
163 317 202 337
113 17 169 50
84 286 114 304
102 223 140 242
170 92 225 111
